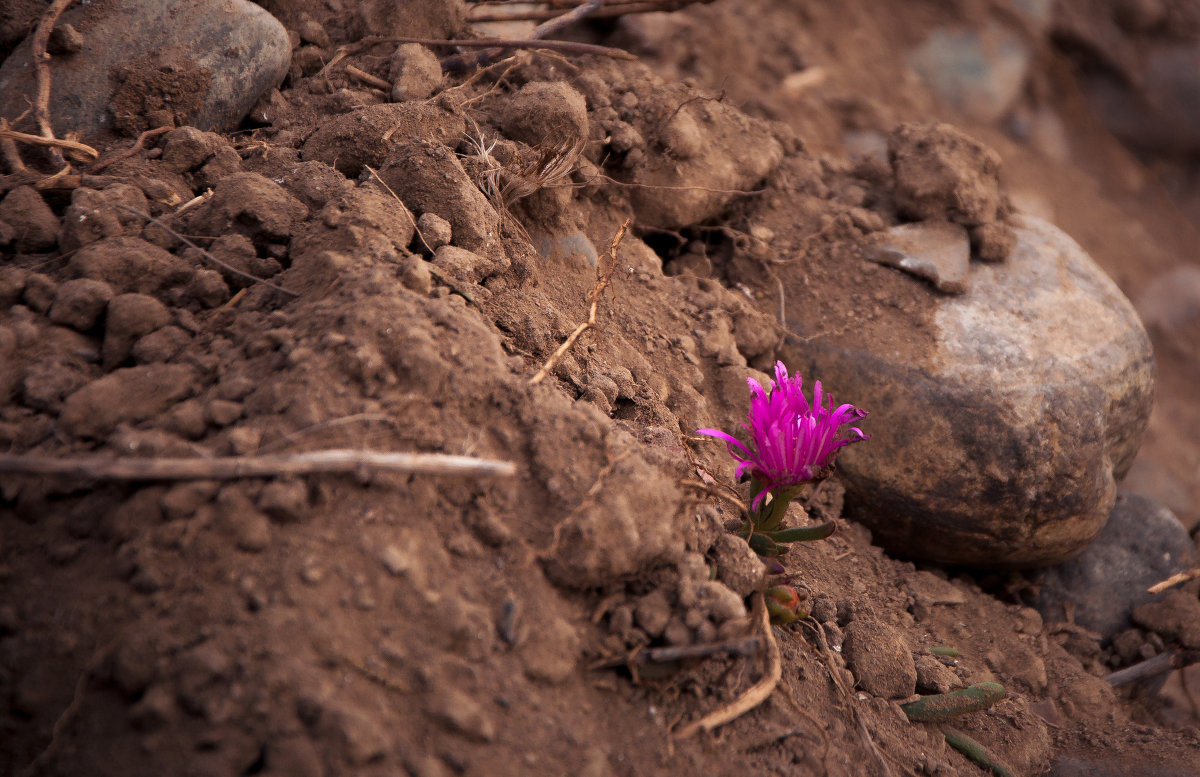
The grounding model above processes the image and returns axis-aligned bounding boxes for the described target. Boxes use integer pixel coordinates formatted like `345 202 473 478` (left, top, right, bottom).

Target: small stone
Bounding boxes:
634 589 672 638
501 81 589 148
865 221 970 294
69 236 193 296
907 22 1032 123
258 478 308 522
131 325 190 363
204 399 244 427
889 122 1005 226
0 0 291 136
296 16 331 49
0 266 28 307
399 254 433 295
218 488 272 553
161 481 220 521
427 687 496 742
389 43 442 102
164 398 207 439
104 293 171 368
1031 492 1197 641
60 364 198 439
842 620 917 699
914 653 960 694
21 273 57 313
414 212 452 255
693 580 747 623
1132 590 1200 650
178 173 307 249
970 221 1017 262
47 278 114 328
161 126 225 172
186 269 232 308
332 705 392 765
520 609 579 683
712 533 765 596
0 186 60 252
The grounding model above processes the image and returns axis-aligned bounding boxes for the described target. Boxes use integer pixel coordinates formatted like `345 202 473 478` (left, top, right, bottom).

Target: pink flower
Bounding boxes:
698 362 868 509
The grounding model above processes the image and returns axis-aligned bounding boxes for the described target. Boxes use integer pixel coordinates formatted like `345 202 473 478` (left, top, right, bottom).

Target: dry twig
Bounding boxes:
0 126 96 163
528 219 630 385
673 591 781 739
444 0 611 71
468 0 712 23
344 64 392 91
89 126 170 173
29 0 80 169
1148 567 1200 595
394 35 633 61
0 449 517 481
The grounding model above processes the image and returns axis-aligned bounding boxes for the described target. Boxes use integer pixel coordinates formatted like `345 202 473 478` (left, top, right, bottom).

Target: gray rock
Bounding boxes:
1083 42 1200 154
865 221 971 295
0 0 290 138
907 21 1032 123
1031 492 1196 641
797 215 1155 566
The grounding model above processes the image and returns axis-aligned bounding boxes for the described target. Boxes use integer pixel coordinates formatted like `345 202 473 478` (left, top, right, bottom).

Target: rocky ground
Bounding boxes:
2 0 1200 775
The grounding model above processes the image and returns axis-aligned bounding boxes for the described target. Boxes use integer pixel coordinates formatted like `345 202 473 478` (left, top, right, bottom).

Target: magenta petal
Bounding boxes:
697 363 868 497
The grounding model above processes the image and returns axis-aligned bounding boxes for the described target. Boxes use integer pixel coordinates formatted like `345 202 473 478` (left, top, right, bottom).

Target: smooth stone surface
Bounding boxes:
865 221 971 294
1030 492 1196 641
799 215 1155 567
907 22 1032 123
0 0 290 138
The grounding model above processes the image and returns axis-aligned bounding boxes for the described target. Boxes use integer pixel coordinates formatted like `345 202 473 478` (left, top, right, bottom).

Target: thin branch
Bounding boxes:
528 218 630 385
112 205 299 298
390 35 633 60
673 591 781 739
89 126 170 173
468 0 711 23
30 0 79 169
0 126 96 162
0 449 517 481
592 636 759 670
344 64 392 91
1148 567 1200 594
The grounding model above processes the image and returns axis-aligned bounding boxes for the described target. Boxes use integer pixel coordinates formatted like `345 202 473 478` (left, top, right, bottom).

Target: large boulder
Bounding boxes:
796 215 1155 567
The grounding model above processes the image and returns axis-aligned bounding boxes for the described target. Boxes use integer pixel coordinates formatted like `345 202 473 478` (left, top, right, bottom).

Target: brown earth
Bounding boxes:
3 1 1200 776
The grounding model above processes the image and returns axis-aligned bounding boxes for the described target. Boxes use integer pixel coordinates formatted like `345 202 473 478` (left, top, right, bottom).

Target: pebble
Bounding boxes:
0 0 291 138
59 363 199 439
130 325 190 363
1031 492 1196 641
389 43 442 102
907 21 1032 123
501 81 590 148
59 184 148 252
69 236 194 295
178 172 307 248
257 479 308 523
102 293 170 367
914 653 960 694
634 589 672 638
712 532 765 597
864 221 970 295
841 620 917 699
0 186 59 253
1132 590 1200 650
415 212 452 252
427 686 497 742
377 140 503 262
217 487 272 553
804 215 1155 566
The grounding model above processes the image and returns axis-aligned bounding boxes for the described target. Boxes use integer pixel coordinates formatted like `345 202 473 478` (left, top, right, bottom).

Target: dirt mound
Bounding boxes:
3 0 1200 775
